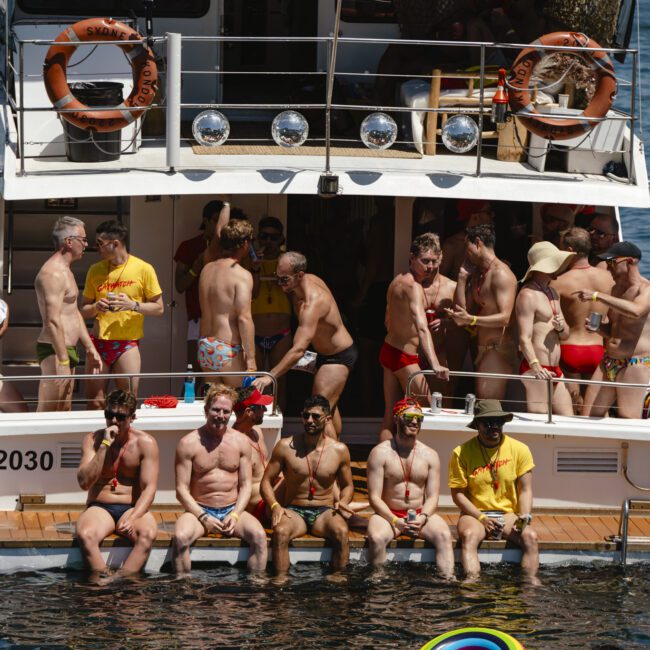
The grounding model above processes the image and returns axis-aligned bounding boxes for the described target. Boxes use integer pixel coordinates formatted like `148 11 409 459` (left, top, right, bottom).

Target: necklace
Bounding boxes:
573 264 591 270
475 257 496 301
427 274 441 311
394 440 417 501
107 255 130 295
305 437 328 500
478 440 501 491
110 431 131 491
249 437 267 469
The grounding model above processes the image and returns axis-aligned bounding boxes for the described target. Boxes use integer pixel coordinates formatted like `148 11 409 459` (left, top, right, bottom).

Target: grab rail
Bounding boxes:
405 369 650 425
617 498 650 565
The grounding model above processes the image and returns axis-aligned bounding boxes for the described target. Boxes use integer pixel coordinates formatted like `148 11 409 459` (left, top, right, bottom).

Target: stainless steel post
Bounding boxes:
166 32 181 171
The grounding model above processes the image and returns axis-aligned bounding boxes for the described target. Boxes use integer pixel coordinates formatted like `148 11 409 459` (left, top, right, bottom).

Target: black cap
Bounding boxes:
597 241 642 261
258 216 284 233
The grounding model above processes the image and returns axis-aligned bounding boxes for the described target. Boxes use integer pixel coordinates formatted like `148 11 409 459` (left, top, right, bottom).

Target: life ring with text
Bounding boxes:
421 627 525 650
43 18 158 133
508 32 616 141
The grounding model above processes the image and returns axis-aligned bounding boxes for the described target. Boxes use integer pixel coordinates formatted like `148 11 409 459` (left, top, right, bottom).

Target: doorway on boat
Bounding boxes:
221 0 318 105
285 195 394 420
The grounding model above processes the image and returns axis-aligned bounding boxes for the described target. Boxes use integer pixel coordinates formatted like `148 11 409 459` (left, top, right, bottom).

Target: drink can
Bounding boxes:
425 309 437 327
107 292 117 312
515 514 531 534
484 511 505 540
464 393 476 415
587 312 602 331
430 392 442 413
407 509 417 522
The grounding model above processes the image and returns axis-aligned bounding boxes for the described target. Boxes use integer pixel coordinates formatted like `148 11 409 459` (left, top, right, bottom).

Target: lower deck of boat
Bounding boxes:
1 506 649 573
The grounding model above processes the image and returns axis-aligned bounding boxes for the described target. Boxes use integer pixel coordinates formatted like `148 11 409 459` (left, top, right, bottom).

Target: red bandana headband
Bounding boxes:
393 397 420 417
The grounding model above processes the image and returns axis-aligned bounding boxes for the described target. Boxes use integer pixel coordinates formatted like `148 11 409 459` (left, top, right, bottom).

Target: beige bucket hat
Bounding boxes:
522 241 576 282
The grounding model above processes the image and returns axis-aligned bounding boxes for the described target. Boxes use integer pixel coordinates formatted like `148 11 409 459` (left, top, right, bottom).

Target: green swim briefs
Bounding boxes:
36 342 80 369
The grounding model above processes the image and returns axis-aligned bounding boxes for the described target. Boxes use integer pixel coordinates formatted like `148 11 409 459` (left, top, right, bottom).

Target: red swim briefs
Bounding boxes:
91 336 139 368
560 344 604 375
519 358 563 378
379 341 419 372
389 507 422 519
252 499 269 526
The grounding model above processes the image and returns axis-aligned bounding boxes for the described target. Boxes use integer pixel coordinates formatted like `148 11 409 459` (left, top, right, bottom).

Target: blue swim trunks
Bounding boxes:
198 502 236 522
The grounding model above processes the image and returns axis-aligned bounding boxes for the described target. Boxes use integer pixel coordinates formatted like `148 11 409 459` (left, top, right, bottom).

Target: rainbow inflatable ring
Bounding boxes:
421 627 525 649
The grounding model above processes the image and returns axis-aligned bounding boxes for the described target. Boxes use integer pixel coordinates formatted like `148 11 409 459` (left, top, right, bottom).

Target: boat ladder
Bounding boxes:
611 499 650 565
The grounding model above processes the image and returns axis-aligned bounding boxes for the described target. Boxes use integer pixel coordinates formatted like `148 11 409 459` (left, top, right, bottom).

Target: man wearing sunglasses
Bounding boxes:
449 399 538 583
36 216 102 411
233 386 275 525
81 220 164 408
252 252 357 440
366 398 455 579
574 241 650 418
261 395 353 577
587 213 619 266
76 389 159 581
172 383 268 574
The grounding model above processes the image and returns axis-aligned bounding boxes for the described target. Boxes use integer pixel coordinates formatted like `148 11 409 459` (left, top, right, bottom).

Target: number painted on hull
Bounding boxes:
0 450 54 471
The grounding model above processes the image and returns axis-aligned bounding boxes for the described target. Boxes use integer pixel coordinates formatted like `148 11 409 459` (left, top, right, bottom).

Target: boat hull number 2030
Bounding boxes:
0 450 54 471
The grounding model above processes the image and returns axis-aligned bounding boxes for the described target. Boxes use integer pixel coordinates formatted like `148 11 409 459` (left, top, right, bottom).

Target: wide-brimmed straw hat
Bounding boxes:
522 241 576 282
467 399 513 430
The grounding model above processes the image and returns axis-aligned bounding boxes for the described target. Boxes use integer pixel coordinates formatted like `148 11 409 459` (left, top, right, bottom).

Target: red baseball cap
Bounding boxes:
234 389 274 412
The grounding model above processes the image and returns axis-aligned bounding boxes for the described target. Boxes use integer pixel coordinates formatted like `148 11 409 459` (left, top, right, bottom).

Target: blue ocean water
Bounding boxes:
619 3 650 275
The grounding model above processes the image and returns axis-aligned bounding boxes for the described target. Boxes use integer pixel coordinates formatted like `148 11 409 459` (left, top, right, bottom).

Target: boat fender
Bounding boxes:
43 18 158 133
508 32 616 141
421 627 525 650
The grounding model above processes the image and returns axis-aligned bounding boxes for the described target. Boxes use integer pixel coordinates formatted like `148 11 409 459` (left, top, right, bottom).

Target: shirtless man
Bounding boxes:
420 234 463 400
366 398 455 579
515 242 575 415
172 383 268 574
198 220 257 386
587 212 619 266
253 252 358 439
75 389 159 579
440 199 494 281
174 199 231 375
575 242 650 419
233 386 275 524
35 216 101 411
0 301 27 413
260 395 353 577
81 220 164 408
553 227 613 411
447 224 517 401
379 234 449 442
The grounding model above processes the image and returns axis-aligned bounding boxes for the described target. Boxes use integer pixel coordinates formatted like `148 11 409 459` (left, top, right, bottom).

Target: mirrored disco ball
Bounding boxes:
271 111 309 147
192 110 230 147
360 112 397 150
441 114 479 153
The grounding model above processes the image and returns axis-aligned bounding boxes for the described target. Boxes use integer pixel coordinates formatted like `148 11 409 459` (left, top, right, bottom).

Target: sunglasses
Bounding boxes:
104 410 130 422
258 232 282 242
249 404 266 412
588 227 614 239
67 235 88 244
402 413 424 424
606 256 634 268
95 239 113 248
275 274 294 286
482 418 505 428
301 411 324 422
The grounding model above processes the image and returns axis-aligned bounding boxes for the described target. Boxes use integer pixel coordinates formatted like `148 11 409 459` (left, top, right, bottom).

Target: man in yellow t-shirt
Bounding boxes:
448 399 539 583
81 220 163 408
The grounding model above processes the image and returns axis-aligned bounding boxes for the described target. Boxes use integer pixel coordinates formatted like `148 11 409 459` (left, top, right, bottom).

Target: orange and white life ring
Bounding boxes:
508 32 616 141
43 18 158 133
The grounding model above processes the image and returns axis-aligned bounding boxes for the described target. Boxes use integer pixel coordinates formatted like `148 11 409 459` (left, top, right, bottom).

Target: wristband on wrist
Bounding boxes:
189 268 198 278
198 512 208 522
390 516 399 526
592 292 599 302
230 512 240 521
133 301 140 312
478 514 487 523
57 358 70 366
470 315 478 326
101 439 111 447
270 502 280 510
529 358 540 366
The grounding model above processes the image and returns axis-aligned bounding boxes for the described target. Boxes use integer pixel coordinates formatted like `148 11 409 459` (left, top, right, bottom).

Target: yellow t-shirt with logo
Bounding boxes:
83 255 162 341
447 435 534 513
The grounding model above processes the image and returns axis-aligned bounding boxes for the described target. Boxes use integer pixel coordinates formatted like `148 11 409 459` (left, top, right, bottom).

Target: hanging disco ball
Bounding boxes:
441 114 480 153
192 110 230 147
360 112 398 150
271 111 309 147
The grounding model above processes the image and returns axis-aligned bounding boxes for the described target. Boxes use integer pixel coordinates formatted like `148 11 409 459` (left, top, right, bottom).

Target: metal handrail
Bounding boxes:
9 370 279 416
617 498 650 565
405 369 650 425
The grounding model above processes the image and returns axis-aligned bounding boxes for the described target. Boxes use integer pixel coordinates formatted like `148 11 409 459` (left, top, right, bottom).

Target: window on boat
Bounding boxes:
16 0 209 18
